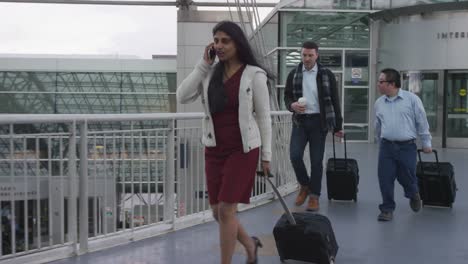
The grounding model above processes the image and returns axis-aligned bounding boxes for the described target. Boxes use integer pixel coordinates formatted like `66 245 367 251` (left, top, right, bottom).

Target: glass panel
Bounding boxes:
446 72 468 138
1 200 41 254
280 0 371 9
121 95 171 113
344 50 369 86
383 0 457 9
335 73 343 103
280 12 370 48
344 124 368 140
278 49 343 84
0 93 55 114
56 94 121 114
318 50 342 71
372 0 391 9
277 86 286 110
0 72 56 113
278 49 301 85
255 13 278 56
401 72 438 132
344 88 368 123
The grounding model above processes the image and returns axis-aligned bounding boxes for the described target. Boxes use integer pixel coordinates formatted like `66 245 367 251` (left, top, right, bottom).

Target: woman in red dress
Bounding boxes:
177 21 273 264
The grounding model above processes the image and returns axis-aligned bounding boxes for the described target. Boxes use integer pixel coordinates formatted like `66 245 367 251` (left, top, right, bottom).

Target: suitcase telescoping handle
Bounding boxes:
257 171 297 225
417 149 441 177
332 132 348 170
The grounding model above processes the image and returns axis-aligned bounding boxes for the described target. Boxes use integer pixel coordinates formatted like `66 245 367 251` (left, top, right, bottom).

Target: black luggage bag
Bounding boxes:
416 149 457 208
326 134 359 201
273 212 338 264
259 172 338 264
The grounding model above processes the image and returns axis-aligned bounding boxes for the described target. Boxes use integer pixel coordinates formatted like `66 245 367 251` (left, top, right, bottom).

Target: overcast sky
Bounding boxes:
0 2 274 59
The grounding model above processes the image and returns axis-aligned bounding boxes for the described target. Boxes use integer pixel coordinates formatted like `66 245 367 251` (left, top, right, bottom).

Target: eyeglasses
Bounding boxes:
378 80 391 84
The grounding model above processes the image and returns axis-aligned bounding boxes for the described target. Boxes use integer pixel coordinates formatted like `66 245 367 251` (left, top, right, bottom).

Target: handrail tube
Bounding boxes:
0 111 291 125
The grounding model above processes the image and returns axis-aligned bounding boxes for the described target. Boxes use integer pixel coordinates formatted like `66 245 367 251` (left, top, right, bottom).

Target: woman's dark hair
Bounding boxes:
208 20 272 114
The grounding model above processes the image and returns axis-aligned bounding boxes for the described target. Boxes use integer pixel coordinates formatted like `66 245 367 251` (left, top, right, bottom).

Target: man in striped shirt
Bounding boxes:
374 68 432 222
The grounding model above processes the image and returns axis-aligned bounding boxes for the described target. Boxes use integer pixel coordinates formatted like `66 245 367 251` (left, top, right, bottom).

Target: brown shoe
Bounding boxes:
295 185 309 206
306 196 319 211
377 211 393 221
410 193 422 212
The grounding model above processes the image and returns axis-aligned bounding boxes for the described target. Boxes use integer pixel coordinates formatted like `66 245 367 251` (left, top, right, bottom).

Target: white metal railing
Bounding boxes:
0 111 297 264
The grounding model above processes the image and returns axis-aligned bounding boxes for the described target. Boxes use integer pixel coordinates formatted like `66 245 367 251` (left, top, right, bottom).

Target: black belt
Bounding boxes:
382 138 415 145
296 113 320 118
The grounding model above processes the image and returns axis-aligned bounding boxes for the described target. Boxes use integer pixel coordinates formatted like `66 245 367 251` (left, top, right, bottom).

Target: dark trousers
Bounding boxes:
378 140 418 213
289 115 327 196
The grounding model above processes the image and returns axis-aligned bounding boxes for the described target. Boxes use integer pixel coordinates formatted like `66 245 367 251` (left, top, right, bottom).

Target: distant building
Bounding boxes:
0 55 177 115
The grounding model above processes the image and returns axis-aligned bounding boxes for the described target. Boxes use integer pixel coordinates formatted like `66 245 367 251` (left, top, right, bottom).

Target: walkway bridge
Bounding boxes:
0 112 467 264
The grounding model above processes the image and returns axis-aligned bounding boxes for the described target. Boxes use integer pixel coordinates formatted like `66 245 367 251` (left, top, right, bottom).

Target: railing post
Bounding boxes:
79 120 89 254
68 121 78 254
164 119 175 224
9 124 16 256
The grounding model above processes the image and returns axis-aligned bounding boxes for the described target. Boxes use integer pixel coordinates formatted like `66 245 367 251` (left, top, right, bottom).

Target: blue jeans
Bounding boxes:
378 140 418 213
289 115 327 196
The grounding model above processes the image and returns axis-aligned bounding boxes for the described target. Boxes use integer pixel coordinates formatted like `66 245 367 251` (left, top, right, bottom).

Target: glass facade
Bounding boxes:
279 0 461 10
0 71 177 114
261 0 468 142
262 7 371 140
280 11 370 48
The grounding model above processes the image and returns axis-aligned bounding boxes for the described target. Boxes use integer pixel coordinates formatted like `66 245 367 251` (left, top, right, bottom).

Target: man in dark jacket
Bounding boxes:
284 41 343 211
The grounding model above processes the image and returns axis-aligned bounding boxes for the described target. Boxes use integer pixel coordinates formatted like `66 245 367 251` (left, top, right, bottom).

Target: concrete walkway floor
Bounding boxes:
51 143 468 264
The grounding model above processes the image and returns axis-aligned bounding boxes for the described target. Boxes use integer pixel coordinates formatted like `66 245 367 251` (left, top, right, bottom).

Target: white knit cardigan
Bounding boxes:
176 60 272 161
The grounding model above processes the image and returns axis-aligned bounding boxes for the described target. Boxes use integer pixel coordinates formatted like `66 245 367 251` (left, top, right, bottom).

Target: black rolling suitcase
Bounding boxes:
326 134 359 201
416 149 457 208
259 172 338 264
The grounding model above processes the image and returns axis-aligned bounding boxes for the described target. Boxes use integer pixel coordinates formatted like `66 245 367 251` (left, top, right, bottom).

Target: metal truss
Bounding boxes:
0 0 277 8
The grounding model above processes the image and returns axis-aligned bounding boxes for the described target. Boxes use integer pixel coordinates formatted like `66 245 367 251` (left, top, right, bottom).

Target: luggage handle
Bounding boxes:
417 149 441 177
332 133 348 171
257 171 297 225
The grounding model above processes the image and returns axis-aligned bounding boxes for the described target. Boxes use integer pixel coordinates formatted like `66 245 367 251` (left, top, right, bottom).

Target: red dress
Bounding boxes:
205 65 260 205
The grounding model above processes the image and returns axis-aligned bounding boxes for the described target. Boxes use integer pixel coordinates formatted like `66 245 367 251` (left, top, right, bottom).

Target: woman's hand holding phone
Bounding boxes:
204 43 216 65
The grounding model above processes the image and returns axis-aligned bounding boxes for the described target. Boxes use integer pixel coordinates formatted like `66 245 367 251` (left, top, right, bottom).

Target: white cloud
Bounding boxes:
0 1 275 58
0 3 177 58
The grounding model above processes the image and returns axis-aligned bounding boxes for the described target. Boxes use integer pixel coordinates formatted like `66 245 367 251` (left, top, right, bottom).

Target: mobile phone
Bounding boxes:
209 47 216 60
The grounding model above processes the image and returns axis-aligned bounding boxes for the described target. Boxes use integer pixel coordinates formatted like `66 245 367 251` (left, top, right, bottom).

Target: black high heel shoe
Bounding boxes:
246 236 263 264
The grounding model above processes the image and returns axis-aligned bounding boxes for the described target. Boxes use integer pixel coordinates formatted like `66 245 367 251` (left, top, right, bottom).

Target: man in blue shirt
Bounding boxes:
374 68 432 221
